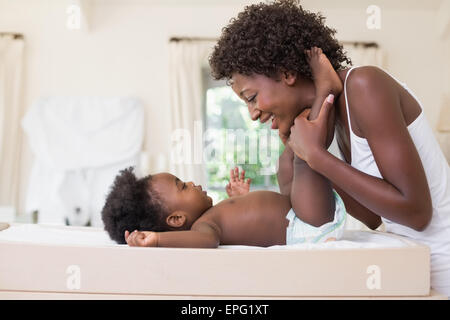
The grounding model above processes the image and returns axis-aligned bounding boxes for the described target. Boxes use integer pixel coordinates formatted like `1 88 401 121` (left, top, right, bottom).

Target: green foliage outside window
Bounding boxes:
205 86 284 203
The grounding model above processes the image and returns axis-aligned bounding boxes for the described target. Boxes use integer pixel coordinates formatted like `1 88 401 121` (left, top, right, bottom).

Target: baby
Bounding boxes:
101 48 347 248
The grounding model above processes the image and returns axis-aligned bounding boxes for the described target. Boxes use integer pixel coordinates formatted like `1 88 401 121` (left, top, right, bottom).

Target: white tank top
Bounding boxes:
343 66 450 295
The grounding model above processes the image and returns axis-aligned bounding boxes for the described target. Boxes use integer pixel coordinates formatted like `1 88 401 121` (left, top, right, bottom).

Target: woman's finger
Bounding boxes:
318 94 334 122
240 169 245 181
297 107 311 120
279 130 289 145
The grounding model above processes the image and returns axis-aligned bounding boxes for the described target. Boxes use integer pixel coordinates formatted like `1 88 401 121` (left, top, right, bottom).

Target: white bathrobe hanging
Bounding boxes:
22 96 144 226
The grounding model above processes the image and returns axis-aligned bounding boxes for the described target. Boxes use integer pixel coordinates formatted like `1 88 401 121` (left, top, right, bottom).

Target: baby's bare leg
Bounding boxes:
305 47 341 147
290 155 335 227
277 145 294 196
306 47 342 117
281 48 341 219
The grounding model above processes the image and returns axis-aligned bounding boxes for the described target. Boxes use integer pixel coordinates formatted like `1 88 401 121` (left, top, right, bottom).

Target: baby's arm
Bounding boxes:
125 221 220 248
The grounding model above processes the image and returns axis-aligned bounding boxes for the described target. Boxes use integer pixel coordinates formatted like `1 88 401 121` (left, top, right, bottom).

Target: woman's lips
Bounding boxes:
259 112 272 123
254 112 279 130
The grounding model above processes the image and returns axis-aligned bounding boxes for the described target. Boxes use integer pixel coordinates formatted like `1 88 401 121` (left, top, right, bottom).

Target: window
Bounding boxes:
203 69 283 204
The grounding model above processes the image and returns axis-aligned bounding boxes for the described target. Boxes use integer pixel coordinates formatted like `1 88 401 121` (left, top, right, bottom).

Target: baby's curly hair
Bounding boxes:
101 167 170 244
209 0 351 81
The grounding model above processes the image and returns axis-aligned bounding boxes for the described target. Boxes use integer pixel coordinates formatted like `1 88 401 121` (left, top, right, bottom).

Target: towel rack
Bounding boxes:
0 32 24 39
169 37 378 48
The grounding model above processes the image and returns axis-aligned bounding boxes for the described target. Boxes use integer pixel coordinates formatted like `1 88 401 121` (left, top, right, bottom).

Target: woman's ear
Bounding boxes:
166 211 188 229
282 71 297 86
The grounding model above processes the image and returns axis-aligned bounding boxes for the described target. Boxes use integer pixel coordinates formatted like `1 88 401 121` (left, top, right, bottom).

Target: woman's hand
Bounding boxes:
226 167 251 197
287 94 334 164
125 230 158 247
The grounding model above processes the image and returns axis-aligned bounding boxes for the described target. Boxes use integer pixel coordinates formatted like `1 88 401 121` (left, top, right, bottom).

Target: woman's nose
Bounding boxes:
248 104 261 121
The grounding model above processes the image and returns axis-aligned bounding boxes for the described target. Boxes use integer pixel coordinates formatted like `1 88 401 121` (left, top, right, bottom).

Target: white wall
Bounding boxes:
0 0 447 214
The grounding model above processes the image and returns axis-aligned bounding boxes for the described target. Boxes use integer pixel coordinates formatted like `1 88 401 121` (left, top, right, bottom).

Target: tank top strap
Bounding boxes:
343 66 361 136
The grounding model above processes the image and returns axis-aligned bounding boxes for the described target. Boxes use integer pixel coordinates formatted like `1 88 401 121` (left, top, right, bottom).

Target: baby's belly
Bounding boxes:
217 191 291 247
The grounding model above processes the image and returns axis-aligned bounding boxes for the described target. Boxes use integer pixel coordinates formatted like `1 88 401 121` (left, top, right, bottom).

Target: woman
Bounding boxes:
209 0 450 296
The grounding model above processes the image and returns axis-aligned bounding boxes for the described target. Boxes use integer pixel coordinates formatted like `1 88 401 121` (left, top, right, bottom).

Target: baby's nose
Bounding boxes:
189 181 199 189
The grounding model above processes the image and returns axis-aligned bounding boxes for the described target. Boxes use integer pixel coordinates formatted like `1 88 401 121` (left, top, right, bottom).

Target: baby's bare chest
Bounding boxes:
211 192 291 246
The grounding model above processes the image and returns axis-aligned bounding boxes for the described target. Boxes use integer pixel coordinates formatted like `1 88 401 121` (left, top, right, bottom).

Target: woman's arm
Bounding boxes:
125 221 221 248
332 183 382 230
306 67 432 231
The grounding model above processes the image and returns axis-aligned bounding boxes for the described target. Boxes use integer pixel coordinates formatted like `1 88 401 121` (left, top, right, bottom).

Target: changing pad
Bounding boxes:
0 222 430 297
0 222 408 249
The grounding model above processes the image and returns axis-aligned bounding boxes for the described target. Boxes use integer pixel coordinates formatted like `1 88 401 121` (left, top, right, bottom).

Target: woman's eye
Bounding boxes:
247 95 257 103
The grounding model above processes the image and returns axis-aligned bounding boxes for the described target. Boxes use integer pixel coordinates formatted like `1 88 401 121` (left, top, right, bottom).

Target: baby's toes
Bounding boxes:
304 49 311 60
311 47 320 56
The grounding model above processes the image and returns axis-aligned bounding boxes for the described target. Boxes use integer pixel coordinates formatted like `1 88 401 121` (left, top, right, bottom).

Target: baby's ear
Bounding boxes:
166 211 188 229
282 70 297 86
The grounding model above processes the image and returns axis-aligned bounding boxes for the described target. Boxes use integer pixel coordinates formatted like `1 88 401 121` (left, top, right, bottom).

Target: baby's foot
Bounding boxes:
305 47 343 96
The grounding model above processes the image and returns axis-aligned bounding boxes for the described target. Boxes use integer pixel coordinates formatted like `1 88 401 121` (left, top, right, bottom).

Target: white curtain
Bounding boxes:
0 35 25 210
168 40 216 186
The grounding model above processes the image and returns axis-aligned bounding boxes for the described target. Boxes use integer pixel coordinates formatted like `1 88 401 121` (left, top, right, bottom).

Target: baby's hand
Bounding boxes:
125 230 158 247
226 167 251 197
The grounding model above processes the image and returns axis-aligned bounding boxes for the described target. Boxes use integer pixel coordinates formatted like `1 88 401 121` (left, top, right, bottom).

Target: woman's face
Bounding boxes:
231 72 316 139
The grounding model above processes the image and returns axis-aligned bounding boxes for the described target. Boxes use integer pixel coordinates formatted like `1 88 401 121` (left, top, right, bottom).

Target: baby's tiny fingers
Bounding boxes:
240 169 245 181
230 168 236 182
136 233 147 246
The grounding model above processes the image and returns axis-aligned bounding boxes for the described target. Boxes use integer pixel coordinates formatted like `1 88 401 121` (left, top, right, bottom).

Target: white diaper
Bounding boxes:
286 190 347 244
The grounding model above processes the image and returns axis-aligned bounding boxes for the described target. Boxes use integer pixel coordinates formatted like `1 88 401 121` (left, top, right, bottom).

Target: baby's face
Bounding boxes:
150 173 213 223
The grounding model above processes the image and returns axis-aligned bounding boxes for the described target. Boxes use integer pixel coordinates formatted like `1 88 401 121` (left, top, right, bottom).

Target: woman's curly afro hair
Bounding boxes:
101 167 170 244
209 0 351 81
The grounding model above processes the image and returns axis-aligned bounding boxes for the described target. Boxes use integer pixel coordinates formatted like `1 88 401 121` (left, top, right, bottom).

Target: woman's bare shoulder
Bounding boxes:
344 66 400 133
346 65 393 90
